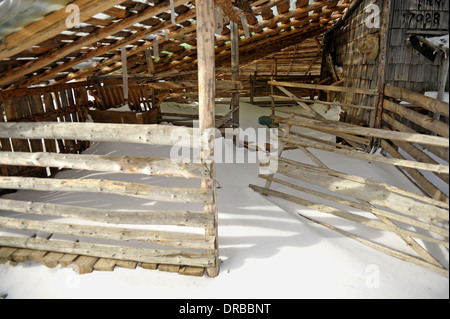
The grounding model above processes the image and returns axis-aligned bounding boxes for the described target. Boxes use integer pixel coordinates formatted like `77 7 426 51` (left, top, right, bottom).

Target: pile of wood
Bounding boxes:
249 84 449 276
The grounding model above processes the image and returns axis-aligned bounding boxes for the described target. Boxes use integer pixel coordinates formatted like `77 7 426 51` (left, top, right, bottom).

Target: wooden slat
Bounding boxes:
0 216 215 250
383 99 449 137
0 176 213 204
0 152 210 179
258 175 448 238
278 136 449 174
0 199 213 227
0 0 189 87
0 122 203 148
273 115 449 148
0 237 215 267
0 0 128 60
269 80 379 95
276 158 449 223
249 183 447 248
384 84 450 117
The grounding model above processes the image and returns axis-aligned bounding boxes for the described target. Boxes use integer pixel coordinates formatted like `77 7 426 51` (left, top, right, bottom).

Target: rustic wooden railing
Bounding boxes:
249 84 449 276
381 84 449 204
0 86 90 180
0 122 218 275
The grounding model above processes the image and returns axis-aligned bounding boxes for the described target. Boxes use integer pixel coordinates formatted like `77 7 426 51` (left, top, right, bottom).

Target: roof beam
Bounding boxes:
0 0 127 61
16 7 196 88
0 0 188 88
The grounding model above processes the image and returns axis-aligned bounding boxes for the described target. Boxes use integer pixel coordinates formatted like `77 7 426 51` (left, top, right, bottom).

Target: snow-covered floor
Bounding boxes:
0 99 448 299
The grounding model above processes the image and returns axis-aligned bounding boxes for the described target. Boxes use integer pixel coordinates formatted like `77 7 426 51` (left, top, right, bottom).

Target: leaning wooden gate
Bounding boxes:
0 122 218 276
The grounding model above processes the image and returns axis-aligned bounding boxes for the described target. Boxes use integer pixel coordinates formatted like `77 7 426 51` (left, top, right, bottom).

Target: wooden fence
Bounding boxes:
250 84 449 276
0 85 90 181
0 122 218 276
381 84 449 203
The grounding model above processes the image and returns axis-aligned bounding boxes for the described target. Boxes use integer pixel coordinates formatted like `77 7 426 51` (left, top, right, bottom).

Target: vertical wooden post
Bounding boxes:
372 0 391 129
271 59 277 116
197 0 219 278
437 54 449 103
231 19 240 126
121 47 129 102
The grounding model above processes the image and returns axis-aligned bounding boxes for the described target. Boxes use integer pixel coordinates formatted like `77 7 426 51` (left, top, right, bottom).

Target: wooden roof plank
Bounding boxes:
0 0 128 61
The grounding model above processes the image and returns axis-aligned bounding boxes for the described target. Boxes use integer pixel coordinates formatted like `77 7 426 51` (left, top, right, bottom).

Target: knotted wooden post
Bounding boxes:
197 0 219 277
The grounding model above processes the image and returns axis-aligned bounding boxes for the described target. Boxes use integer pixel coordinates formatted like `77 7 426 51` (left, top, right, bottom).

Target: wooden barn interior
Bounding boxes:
0 0 448 278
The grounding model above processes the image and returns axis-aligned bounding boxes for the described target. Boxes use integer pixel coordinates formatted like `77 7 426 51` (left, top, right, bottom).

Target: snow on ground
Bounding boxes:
0 98 448 299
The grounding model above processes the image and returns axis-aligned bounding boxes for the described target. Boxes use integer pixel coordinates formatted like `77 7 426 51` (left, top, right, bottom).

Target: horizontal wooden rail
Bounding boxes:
249 184 447 247
0 199 213 227
249 184 449 277
383 100 449 137
269 80 379 95
271 94 376 110
384 84 449 117
381 112 449 162
272 115 449 148
0 122 205 148
0 237 215 267
0 216 215 250
276 158 449 223
278 137 449 174
0 177 213 204
0 152 210 179
257 174 448 238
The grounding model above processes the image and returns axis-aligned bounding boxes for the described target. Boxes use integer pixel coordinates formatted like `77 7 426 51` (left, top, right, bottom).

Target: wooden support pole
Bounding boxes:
372 0 391 129
231 19 240 126
197 0 219 278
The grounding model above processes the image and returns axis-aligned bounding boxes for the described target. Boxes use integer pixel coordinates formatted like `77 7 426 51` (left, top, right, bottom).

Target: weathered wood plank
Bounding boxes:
0 199 213 227
258 175 449 238
72 256 99 274
0 177 213 204
0 237 215 267
269 80 379 95
94 258 117 272
249 184 447 248
197 0 220 278
0 152 211 179
278 136 449 174
273 115 449 148
276 158 449 223
383 99 449 137
0 0 127 60
0 122 204 148
0 216 215 250
384 84 449 117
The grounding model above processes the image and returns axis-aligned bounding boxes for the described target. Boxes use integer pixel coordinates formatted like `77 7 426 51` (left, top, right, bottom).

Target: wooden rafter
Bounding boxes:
0 0 127 61
0 0 350 88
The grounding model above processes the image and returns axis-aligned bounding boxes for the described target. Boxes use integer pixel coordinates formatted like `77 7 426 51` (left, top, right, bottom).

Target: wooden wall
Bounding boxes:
388 0 449 91
323 0 449 126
